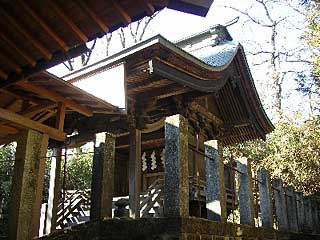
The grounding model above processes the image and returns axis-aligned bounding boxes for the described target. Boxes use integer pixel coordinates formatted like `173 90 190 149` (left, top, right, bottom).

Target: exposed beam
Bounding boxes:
0 107 66 141
0 7 52 60
136 83 191 100
18 0 69 52
55 102 66 131
49 0 88 43
20 103 56 118
0 133 20 146
77 0 109 33
111 0 131 24
0 31 36 67
117 138 164 149
190 102 223 127
35 111 56 123
0 69 8 80
0 52 22 74
0 125 19 134
16 81 93 117
0 89 49 106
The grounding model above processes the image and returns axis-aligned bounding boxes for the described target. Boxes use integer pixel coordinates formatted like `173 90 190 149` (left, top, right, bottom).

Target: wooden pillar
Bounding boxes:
273 179 289 231
258 168 274 228
8 130 49 240
164 114 189 217
45 148 62 234
45 102 65 234
236 157 255 226
90 132 115 220
129 129 141 219
204 140 227 222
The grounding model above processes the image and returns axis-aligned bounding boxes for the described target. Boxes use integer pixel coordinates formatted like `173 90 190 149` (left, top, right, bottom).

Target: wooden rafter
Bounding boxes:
0 89 48 107
20 103 56 118
111 0 132 24
0 52 22 74
0 7 52 60
190 102 223 127
18 0 69 52
136 83 190 100
0 107 66 141
35 111 56 123
0 125 19 135
138 0 155 16
49 0 88 43
16 81 93 117
0 30 36 67
77 0 109 33
0 69 8 80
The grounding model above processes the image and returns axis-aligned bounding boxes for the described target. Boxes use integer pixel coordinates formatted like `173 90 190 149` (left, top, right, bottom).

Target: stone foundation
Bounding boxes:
40 217 320 240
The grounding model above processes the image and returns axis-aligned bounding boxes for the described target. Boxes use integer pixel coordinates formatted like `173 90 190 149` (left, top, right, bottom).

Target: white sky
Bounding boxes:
49 0 311 119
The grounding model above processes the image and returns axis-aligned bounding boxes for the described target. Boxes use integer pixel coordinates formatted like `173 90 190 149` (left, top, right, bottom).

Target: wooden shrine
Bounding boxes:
56 25 274 220
0 1 215 239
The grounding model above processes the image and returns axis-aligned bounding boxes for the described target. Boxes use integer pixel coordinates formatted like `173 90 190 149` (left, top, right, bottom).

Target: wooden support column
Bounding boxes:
204 139 227 222
258 168 274 228
129 129 142 219
45 148 62 234
90 132 115 219
45 102 65 234
8 130 49 240
164 114 189 217
236 157 255 226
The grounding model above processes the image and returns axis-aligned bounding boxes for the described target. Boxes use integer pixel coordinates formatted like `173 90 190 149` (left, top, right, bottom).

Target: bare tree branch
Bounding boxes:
222 5 273 27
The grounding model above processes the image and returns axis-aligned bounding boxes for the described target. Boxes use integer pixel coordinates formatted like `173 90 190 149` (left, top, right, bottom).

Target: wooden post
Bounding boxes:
164 114 189 217
204 139 227 222
45 102 65 233
90 132 115 220
8 130 49 240
45 148 62 234
129 129 142 219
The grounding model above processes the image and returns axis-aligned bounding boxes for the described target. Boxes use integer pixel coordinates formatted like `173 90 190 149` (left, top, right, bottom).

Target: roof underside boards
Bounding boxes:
0 0 213 89
64 34 274 146
0 71 122 145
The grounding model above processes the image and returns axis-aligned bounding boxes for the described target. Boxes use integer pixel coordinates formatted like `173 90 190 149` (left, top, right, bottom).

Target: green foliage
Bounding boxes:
303 2 320 110
225 115 320 195
65 149 93 190
306 4 320 77
0 144 15 209
0 144 15 237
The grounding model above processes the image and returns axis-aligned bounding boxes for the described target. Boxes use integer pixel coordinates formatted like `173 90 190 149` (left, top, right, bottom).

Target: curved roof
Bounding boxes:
64 26 274 145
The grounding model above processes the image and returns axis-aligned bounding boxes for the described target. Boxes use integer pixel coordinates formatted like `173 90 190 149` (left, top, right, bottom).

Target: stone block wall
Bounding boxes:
40 217 320 240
